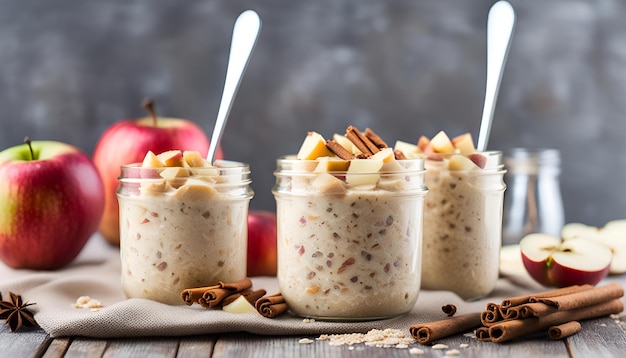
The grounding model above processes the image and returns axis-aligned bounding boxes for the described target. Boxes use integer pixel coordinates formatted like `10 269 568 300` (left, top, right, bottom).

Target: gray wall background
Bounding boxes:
0 0 624 227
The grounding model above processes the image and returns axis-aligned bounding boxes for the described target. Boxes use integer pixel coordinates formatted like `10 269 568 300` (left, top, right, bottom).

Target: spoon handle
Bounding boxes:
476 1 515 152
207 10 262 163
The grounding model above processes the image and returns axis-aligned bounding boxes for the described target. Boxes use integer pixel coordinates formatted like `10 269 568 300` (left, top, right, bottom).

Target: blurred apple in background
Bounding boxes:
247 210 277 276
519 233 612 288
0 138 105 269
93 98 222 245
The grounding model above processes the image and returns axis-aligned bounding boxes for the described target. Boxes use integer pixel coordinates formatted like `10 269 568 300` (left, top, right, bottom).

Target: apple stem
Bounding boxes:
23 136 34 160
142 98 158 127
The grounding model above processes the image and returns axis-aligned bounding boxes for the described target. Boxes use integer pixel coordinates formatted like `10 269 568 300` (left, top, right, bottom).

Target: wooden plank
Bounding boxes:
566 316 626 357
41 337 71 358
64 337 108 358
177 335 217 358
101 337 179 358
0 326 51 357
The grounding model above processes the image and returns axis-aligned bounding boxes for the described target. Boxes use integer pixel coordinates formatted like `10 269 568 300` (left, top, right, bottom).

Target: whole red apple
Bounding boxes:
519 233 612 288
0 139 105 269
247 210 277 276
93 99 223 245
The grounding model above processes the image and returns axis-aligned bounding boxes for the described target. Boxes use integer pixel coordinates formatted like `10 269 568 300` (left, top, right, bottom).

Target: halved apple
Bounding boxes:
519 233 612 288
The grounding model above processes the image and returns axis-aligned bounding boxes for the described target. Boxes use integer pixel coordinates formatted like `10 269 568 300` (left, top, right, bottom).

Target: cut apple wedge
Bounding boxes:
183 150 207 167
297 132 334 160
448 154 478 171
417 136 430 152
451 133 476 153
312 172 347 194
222 295 261 315
429 131 455 153
394 140 420 159
156 150 186 167
345 158 383 187
142 151 164 168
314 157 350 172
519 233 612 288
333 133 361 155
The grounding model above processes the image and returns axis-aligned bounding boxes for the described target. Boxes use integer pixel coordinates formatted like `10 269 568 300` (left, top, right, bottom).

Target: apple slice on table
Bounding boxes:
222 295 261 315
519 233 612 288
562 220 626 274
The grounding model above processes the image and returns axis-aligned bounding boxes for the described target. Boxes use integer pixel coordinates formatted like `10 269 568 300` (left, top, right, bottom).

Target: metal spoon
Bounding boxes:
476 1 515 152
207 10 262 163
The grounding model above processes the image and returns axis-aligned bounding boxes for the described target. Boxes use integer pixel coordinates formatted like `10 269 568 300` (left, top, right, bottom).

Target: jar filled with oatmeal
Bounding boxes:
273 153 428 320
420 151 506 300
117 151 253 305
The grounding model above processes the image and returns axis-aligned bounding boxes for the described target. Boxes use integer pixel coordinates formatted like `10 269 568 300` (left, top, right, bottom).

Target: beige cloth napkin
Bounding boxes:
0 234 563 338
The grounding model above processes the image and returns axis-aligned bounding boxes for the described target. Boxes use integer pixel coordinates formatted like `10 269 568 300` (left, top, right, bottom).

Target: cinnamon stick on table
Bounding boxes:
180 277 253 307
548 321 582 340
255 292 288 318
500 284 593 309
409 312 482 344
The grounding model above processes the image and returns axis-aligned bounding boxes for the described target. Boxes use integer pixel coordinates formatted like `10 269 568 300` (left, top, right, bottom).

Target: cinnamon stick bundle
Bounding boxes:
180 277 252 307
255 292 288 318
500 284 593 309
409 312 482 344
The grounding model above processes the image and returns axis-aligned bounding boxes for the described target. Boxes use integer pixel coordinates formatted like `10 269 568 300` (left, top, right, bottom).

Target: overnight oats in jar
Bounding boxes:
273 127 428 320
117 150 253 305
411 131 506 301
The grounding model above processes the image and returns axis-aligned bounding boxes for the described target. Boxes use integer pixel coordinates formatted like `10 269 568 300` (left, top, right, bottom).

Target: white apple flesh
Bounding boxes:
562 220 626 275
520 233 612 288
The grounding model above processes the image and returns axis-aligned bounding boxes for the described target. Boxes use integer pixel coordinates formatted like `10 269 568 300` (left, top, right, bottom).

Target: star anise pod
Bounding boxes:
0 292 37 332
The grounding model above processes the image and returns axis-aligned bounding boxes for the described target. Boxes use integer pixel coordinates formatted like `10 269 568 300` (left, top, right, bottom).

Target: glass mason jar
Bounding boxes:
502 148 564 246
117 160 253 305
273 156 428 320
421 151 506 301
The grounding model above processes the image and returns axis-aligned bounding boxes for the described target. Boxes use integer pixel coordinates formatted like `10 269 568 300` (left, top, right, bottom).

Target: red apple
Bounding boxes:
519 233 612 288
0 138 105 269
247 210 277 277
93 99 223 245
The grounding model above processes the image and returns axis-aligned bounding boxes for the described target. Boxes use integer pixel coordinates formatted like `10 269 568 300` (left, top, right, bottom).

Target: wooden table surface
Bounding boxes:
2 280 626 358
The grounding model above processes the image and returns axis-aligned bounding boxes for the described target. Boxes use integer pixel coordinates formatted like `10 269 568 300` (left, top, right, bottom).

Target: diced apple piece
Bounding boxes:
141 151 164 168
222 295 261 315
370 147 395 163
468 153 487 169
452 133 476 153
417 136 430 151
156 150 186 167
296 132 334 160
345 158 383 187
333 133 361 155
448 154 478 171
429 131 455 153
183 150 206 167
314 157 350 172
394 140 420 158
311 172 347 194
159 167 190 179
174 181 218 200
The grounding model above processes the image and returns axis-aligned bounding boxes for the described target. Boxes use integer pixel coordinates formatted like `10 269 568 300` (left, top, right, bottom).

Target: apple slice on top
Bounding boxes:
519 233 612 288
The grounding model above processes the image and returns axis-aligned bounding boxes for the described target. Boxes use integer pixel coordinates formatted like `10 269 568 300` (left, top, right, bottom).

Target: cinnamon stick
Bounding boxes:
345 126 379 156
364 128 388 149
532 282 624 311
409 312 482 344
500 284 593 309
480 302 503 326
255 292 288 318
221 288 267 307
548 321 582 340
181 277 253 307
442 304 457 317
326 140 355 160
488 298 623 343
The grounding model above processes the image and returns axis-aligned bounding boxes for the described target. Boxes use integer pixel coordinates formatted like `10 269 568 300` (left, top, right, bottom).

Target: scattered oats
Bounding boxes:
317 328 414 348
432 343 449 350
348 346 355 350
445 349 461 356
90 308 101 312
464 332 476 338
598 323 607 327
459 343 469 348
610 314 621 320
298 338 314 344
409 347 425 355
303 318 316 323
73 296 103 309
